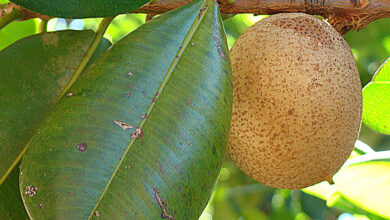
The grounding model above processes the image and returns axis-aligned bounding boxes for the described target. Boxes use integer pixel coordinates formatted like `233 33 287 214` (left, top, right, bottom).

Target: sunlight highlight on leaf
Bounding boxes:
334 151 390 219
363 57 390 134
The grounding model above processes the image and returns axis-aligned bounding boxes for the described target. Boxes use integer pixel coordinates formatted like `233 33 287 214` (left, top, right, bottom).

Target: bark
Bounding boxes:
2 0 390 34
0 3 51 21
134 0 390 34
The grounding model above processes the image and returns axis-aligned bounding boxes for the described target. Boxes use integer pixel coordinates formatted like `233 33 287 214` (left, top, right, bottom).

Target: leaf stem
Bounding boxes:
59 16 114 98
0 7 23 30
39 19 48 33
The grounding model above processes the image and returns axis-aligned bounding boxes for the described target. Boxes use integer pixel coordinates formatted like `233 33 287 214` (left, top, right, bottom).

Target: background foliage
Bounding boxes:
1 0 390 218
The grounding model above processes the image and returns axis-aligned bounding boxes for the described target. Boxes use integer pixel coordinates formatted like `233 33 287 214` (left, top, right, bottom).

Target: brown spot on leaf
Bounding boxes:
41 33 58 47
187 98 193 106
152 92 159 103
213 36 226 59
130 127 144 139
25 185 38 197
174 165 180 172
198 8 206 19
77 143 87 152
153 188 175 220
159 164 164 173
113 120 133 130
126 72 134 77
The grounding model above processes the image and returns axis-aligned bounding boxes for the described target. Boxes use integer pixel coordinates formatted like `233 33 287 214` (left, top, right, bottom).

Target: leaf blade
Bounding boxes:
0 18 38 51
362 57 390 134
19 0 232 219
91 1 231 218
334 151 390 219
0 30 111 184
373 57 390 82
0 165 28 219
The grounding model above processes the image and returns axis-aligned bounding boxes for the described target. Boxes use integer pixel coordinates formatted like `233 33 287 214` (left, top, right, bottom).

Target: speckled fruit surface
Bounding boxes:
228 13 362 189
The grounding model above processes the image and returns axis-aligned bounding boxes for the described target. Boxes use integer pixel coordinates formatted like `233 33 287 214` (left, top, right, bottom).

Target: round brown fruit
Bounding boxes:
228 13 362 189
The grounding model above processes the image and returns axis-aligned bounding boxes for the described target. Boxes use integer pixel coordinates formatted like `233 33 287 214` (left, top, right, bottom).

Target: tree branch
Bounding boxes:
134 0 390 34
0 3 51 24
0 6 23 30
1 0 389 34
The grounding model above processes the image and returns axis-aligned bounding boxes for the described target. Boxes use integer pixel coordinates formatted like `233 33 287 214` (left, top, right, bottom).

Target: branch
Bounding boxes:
2 0 389 34
134 0 390 34
0 4 23 30
0 3 50 28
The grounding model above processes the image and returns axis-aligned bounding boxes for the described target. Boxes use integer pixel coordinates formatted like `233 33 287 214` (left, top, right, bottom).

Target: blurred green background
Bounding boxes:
1 5 390 219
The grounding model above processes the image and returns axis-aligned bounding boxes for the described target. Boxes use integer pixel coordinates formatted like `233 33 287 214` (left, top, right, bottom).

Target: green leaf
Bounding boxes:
0 164 28 219
327 192 386 220
334 151 390 219
0 19 38 51
10 0 150 18
0 30 111 184
303 181 338 201
372 57 390 82
302 181 386 219
362 57 390 134
20 0 232 219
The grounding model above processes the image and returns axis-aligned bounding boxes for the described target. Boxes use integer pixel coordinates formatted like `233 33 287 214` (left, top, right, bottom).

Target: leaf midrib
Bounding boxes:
88 0 213 217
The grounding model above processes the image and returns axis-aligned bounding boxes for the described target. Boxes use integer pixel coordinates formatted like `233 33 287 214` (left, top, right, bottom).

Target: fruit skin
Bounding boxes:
228 13 362 189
